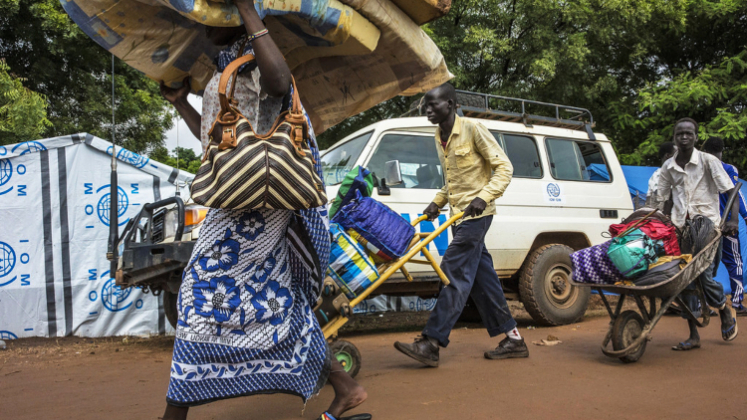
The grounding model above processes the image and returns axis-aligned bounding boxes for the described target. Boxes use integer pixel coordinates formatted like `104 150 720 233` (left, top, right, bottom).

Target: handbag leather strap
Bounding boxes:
217 55 304 121
215 53 307 154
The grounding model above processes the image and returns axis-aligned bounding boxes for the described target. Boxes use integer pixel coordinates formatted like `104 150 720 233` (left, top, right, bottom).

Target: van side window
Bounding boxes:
490 132 542 179
366 133 444 189
545 138 611 182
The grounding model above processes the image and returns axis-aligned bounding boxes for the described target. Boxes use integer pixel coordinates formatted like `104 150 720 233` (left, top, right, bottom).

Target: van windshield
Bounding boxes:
321 132 372 185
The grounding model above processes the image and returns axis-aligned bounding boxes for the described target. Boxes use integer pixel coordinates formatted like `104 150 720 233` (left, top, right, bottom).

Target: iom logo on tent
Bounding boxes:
0 146 29 197
96 185 129 226
0 241 16 281
107 146 149 169
0 159 12 195
99 270 142 312
11 141 47 156
0 330 17 340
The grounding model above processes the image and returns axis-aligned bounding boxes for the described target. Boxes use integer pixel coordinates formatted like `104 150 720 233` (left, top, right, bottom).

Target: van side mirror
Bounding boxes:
384 160 403 186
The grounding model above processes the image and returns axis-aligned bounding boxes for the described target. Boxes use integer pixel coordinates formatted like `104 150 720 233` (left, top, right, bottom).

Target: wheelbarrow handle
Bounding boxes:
719 181 743 231
411 212 466 227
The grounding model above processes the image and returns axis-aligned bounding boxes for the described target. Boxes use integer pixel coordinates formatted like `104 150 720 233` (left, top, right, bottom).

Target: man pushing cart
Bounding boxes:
569 117 741 364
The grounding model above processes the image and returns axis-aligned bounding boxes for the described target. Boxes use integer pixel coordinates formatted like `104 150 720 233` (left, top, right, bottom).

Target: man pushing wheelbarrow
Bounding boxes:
568 117 742 364
658 118 740 351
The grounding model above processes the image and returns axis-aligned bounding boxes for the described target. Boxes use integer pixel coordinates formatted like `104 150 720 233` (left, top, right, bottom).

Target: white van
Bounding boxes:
321 92 634 325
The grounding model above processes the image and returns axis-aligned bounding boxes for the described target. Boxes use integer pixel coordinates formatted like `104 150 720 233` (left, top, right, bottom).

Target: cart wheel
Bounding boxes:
612 310 647 363
330 340 361 378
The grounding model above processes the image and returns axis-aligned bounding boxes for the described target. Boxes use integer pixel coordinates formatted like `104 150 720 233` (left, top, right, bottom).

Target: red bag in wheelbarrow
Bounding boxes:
332 190 416 261
570 241 623 285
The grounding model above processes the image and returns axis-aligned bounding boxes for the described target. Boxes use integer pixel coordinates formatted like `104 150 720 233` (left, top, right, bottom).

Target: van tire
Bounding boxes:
164 291 179 329
519 244 590 326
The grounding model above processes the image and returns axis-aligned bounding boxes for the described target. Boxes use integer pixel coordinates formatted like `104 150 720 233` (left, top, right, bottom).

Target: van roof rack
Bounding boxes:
402 90 597 140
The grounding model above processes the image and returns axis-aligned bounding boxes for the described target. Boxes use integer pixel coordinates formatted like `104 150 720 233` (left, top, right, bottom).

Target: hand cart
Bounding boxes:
315 212 464 377
569 185 741 363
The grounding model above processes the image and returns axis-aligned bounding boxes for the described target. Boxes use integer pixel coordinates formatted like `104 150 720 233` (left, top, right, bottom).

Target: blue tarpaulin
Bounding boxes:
619 165 747 293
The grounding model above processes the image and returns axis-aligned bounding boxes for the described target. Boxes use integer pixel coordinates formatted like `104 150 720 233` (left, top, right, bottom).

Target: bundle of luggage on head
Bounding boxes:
571 208 694 287
326 166 416 299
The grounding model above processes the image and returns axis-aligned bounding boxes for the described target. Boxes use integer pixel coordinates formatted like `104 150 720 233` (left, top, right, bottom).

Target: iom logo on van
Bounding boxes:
547 183 561 198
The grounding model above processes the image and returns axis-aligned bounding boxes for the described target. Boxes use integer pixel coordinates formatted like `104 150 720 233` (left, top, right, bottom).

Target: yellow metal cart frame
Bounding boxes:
318 212 463 377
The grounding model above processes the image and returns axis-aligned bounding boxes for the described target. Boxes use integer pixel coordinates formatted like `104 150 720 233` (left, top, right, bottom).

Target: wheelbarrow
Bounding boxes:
315 212 464 377
569 185 741 363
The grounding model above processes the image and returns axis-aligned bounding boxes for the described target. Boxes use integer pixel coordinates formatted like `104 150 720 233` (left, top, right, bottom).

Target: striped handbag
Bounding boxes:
191 54 327 210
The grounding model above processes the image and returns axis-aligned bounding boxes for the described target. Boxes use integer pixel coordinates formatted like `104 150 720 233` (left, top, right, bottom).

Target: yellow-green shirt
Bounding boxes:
433 115 513 223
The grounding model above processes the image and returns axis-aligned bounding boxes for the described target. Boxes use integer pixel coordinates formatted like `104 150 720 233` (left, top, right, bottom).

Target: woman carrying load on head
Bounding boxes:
158 1 368 419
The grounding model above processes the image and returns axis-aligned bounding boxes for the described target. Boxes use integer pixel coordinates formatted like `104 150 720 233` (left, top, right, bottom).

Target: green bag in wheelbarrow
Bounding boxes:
332 190 415 261
329 166 375 218
607 228 665 278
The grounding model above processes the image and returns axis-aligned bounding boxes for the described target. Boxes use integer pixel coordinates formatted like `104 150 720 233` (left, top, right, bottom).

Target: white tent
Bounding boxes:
0 134 193 338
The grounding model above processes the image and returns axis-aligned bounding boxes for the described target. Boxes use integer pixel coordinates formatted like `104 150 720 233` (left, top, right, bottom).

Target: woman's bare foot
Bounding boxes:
161 404 188 420
326 359 368 418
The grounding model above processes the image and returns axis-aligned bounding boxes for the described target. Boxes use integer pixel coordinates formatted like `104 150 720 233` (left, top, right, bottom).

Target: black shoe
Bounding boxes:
394 335 439 367
484 337 529 360
734 304 747 316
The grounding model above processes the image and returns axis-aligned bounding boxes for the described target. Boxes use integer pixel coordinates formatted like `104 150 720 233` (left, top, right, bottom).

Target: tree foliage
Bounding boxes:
319 0 747 172
150 146 203 174
0 59 51 143
0 0 174 151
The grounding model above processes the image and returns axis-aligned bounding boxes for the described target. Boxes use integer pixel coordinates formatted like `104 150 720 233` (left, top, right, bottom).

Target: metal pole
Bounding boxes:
108 54 119 278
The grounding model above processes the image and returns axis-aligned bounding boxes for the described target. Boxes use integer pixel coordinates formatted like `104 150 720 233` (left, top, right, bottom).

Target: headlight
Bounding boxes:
163 205 208 241
163 208 179 240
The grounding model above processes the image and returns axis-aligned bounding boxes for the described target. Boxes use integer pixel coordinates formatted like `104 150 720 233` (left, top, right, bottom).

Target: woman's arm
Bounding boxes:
160 77 201 139
235 0 292 97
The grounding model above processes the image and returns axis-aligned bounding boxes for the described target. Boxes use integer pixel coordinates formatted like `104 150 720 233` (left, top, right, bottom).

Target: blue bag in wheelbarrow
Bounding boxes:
332 191 416 261
328 223 380 300
570 240 623 285
607 229 665 279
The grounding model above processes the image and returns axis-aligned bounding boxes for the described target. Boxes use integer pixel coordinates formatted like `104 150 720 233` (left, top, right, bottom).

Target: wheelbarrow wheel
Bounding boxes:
330 339 362 378
612 310 647 363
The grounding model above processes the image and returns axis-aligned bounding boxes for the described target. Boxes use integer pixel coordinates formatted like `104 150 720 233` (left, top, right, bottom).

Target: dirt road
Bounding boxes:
1 314 745 420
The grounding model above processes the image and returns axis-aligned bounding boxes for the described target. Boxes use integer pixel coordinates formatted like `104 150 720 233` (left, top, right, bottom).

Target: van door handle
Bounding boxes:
600 209 618 219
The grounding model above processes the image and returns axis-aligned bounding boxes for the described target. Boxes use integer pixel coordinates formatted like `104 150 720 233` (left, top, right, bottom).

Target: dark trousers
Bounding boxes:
422 216 517 347
682 240 727 319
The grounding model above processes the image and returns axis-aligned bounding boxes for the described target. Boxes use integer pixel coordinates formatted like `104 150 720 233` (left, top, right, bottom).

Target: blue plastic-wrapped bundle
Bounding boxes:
332 191 415 261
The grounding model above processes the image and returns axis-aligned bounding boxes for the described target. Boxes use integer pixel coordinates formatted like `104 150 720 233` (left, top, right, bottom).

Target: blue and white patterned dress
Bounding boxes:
167 37 331 407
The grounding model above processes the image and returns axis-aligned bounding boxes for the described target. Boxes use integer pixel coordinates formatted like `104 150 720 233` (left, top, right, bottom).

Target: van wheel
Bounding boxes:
164 291 178 329
519 244 590 326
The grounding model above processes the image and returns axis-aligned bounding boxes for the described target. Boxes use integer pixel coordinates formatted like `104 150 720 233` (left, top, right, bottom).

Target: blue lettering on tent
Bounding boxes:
85 204 94 215
20 274 30 286
84 183 93 194
88 269 97 280
16 164 25 175
17 185 26 196
20 253 29 264
131 183 139 194
0 146 6 156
